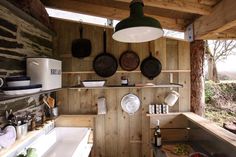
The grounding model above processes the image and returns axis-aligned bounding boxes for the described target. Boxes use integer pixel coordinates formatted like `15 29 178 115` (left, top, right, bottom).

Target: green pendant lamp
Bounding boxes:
112 0 164 43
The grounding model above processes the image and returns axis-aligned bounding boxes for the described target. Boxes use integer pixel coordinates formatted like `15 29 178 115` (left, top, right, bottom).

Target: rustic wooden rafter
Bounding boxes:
115 0 213 15
194 0 236 39
44 0 188 31
43 0 236 40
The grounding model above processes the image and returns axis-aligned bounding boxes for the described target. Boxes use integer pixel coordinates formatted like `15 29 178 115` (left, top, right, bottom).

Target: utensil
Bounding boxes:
52 107 58 117
121 93 140 115
140 42 162 80
119 43 140 71
16 123 28 139
71 24 92 58
43 96 50 108
93 29 118 77
47 96 55 108
164 90 180 106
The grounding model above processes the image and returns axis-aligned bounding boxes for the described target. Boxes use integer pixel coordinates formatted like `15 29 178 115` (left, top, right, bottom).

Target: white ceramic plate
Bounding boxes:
3 88 41 95
121 93 140 115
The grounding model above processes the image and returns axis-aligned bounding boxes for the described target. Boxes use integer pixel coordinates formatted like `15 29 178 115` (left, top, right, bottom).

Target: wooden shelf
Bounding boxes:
0 0 55 35
146 112 182 117
62 70 190 74
0 88 62 103
65 83 183 90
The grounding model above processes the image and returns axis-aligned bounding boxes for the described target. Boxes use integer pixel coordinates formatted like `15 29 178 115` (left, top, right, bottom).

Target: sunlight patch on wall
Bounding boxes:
46 8 119 27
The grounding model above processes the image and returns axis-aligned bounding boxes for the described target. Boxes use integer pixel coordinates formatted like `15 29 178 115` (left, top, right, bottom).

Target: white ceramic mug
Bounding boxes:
0 78 4 88
164 90 180 106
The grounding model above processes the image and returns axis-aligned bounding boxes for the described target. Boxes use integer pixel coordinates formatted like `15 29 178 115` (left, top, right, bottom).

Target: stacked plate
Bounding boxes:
1 76 42 95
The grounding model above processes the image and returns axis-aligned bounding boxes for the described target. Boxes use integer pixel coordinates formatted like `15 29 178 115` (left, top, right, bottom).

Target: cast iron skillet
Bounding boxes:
93 30 118 77
119 43 140 71
71 24 91 58
140 42 162 80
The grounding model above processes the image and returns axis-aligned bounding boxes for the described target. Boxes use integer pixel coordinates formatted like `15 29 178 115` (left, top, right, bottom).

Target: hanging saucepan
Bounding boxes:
119 43 140 71
93 29 118 77
71 24 91 58
140 42 162 80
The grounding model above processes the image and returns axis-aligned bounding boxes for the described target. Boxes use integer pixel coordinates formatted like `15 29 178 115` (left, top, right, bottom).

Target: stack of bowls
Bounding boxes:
1 76 42 95
5 76 31 87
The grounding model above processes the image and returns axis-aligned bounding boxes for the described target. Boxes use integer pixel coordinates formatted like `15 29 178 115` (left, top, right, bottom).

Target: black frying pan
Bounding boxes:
140 42 162 80
119 43 140 71
93 30 118 77
71 25 91 58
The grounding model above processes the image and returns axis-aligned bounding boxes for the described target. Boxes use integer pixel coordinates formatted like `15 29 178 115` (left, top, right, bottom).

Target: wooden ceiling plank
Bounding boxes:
114 0 213 15
179 0 219 6
45 0 186 31
194 0 236 39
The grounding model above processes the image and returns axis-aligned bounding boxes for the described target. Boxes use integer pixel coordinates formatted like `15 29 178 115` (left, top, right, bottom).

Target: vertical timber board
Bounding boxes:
154 38 167 70
166 39 178 70
105 89 118 157
93 89 105 157
57 89 69 114
117 88 130 157
178 41 191 112
141 88 155 157
166 39 179 112
68 89 81 114
95 114 105 157
129 87 142 157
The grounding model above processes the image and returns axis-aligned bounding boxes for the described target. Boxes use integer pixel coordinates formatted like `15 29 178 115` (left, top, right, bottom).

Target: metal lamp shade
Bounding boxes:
112 0 164 43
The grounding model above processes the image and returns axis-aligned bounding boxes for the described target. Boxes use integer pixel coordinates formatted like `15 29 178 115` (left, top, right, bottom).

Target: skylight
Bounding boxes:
46 8 184 40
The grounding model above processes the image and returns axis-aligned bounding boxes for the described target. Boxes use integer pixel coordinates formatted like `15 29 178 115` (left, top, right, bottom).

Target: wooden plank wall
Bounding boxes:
52 18 190 157
0 3 53 125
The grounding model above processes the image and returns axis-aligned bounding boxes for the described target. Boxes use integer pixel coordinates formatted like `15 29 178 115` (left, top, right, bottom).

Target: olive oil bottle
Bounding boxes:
154 120 162 147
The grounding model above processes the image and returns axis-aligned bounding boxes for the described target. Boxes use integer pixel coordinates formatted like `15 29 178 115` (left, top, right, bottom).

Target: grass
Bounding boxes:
205 104 236 126
204 81 236 127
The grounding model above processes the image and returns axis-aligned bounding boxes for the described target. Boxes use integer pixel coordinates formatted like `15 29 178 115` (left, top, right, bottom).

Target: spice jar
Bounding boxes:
121 76 128 86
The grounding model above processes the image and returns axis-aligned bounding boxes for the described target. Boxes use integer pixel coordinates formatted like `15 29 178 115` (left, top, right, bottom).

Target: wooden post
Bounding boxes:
190 40 205 116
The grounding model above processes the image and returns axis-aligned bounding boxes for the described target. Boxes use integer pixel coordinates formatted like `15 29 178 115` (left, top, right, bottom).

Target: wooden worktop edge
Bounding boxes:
182 112 236 148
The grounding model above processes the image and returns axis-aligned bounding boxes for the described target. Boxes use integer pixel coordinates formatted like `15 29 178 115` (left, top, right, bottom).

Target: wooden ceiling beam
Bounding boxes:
114 0 213 15
44 0 187 31
201 32 236 40
194 0 236 39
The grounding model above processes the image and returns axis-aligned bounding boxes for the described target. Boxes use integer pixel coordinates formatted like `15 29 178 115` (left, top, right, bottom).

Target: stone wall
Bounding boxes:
0 3 53 77
0 3 53 125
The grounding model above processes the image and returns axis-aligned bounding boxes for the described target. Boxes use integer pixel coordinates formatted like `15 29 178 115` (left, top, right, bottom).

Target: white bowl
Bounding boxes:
7 80 30 87
81 80 106 87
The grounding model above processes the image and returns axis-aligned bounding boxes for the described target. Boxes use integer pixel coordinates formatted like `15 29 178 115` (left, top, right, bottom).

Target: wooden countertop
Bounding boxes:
0 121 55 157
182 112 236 148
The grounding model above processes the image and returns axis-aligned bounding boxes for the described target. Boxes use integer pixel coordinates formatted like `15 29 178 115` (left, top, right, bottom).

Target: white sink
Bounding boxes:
29 127 92 157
